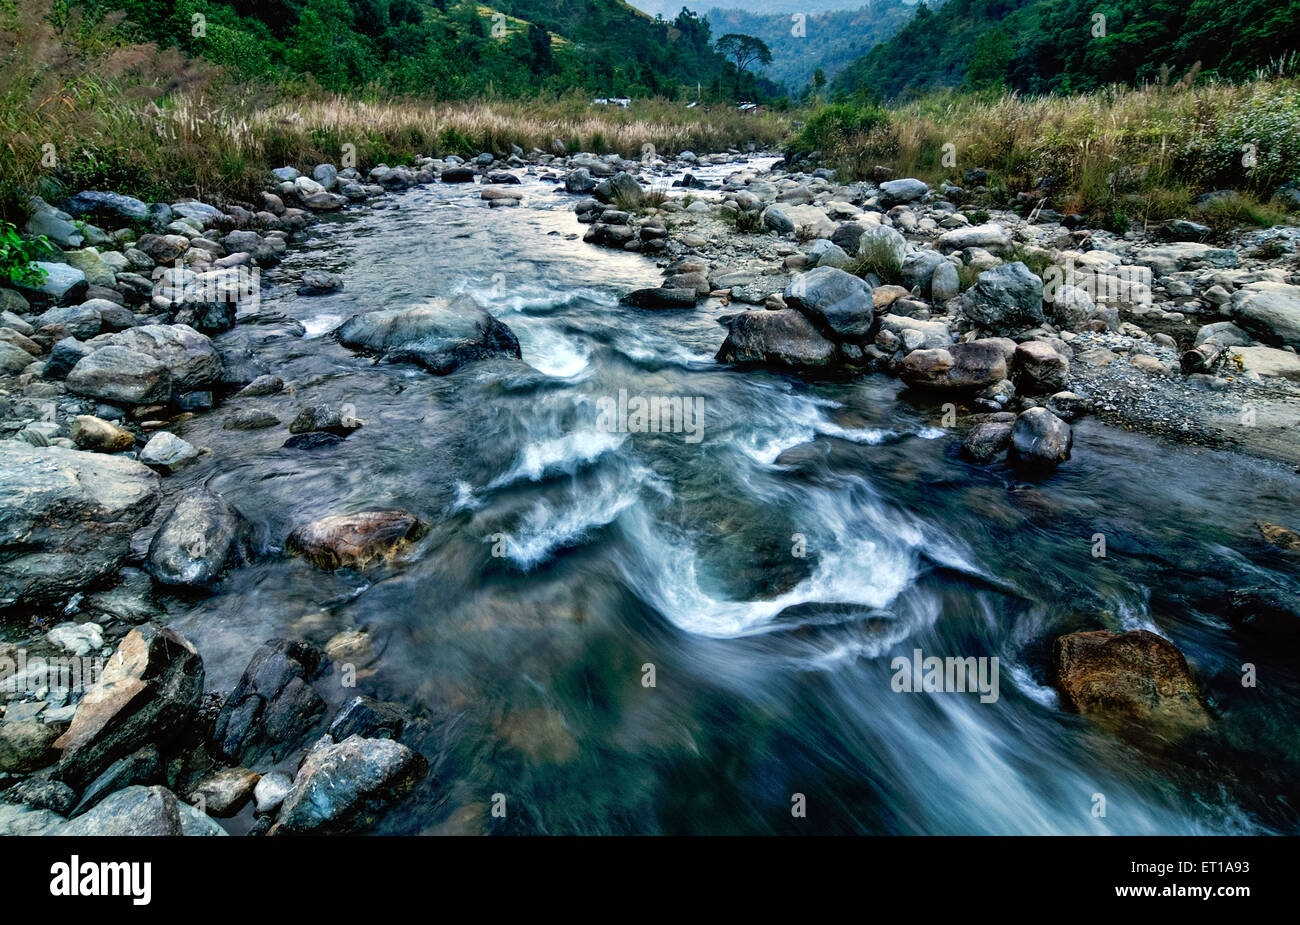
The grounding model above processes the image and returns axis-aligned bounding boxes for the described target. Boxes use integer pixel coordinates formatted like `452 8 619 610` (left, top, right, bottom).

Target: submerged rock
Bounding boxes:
287 509 426 570
1053 629 1210 736
336 295 520 375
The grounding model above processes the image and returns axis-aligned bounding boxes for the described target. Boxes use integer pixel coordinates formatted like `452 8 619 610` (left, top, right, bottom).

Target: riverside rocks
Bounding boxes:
270 734 427 835
716 309 838 369
901 341 1008 390
212 640 326 765
0 443 160 606
66 346 171 405
957 261 1045 334
783 266 875 340
287 509 425 570
336 295 521 374
54 625 204 789
1053 629 1211 736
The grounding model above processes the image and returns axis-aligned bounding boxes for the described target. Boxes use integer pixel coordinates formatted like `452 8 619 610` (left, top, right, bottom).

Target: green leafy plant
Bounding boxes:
1 223 51 287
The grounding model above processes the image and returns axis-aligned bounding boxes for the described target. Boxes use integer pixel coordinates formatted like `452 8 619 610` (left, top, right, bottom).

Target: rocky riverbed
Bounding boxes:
1 143 1299 835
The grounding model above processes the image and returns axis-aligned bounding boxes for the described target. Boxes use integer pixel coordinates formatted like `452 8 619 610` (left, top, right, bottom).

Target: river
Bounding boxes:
164 157 1300 835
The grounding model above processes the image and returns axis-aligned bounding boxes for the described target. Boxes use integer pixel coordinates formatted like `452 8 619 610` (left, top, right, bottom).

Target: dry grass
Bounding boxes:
819 78 1300 230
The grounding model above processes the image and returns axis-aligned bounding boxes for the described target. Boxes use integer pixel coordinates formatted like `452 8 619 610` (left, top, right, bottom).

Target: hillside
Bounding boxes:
834 0 1300 99
705 2 916 96
80 0 747 100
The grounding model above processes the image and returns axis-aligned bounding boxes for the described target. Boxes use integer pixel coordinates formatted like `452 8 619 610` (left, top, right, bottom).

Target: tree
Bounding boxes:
716 33 771 94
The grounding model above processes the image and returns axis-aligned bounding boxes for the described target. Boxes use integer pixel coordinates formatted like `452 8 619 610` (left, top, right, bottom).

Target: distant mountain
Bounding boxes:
705 3 915 95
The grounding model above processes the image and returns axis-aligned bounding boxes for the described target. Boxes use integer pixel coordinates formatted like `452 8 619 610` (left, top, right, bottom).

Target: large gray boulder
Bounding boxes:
958 261 1045 334
66 345 171 405
270 734 427 835
716 309 839 369
336 295 521 375
879 178 928 205
53 625 204 789
0 443 160 606
783 267 875 340
146 488 250 586
1230 281 1300 348
63 191 150 224
936 222 1012 254
88 324 222 392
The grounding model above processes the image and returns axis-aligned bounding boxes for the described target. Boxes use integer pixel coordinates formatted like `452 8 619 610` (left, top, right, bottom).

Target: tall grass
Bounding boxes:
0 1 789 221
811 79 1300 230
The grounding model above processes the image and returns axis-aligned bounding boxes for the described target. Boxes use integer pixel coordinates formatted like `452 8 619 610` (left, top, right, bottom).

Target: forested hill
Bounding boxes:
705 3 916 97
75 0 753 99
833 0 1300 99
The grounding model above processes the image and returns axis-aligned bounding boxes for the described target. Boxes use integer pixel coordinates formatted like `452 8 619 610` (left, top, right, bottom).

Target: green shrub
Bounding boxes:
1 222 52 287
792 103 890 156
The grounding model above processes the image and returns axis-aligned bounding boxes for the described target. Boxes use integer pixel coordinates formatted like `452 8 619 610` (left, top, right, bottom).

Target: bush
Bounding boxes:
791 103 890 156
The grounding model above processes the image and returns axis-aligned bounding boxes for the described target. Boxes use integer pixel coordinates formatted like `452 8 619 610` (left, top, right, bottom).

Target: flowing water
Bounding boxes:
165 160 1300 835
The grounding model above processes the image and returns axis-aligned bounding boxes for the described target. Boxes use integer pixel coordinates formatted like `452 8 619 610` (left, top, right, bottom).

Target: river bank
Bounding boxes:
1 144 1299 835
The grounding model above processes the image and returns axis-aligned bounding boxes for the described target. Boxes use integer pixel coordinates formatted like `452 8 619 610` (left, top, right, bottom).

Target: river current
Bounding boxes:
164 158 1300 835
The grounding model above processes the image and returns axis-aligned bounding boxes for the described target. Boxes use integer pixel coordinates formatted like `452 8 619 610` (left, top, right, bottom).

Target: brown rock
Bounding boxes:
1053 629 1210 736
189 766 260 817
70 415 135 453
287 510 426 570
1257 521 1300 550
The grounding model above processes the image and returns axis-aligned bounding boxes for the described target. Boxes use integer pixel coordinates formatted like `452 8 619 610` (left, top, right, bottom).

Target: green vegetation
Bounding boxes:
834 0 1300 100
0 222 51 287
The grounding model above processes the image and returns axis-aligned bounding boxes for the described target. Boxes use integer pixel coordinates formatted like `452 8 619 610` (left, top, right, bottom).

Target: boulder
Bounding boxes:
138 431 199 472
783 266 875 340
146 488 250 587
960 421 1013 463
211 639 326 764
1009 407 1072 467
270 734 426 835
900 341 1008 390
900 249 947 293
288 404 364 436
1014 341 1070 392
65 345 171 405
879 178 929 205
63 191 150 224
0 443 159 606
1230 281 1300 348
1053 629 1210 735
287 509 425 570
857 225 908 269
0 720 60 773
28 262 88 303
56 785 187 836
53 625 204 789
620 287 698 309
89 324 222 392
189 767 260 817
336 295 521 375
715 309 839 369
936 223 1012 254
958 261 1044 334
